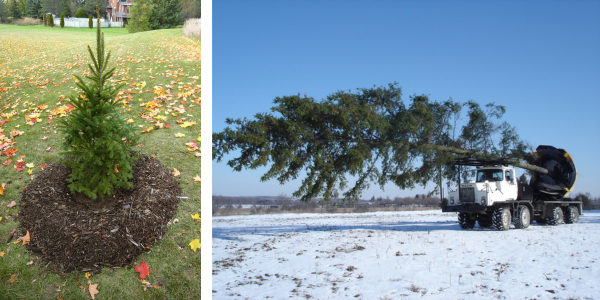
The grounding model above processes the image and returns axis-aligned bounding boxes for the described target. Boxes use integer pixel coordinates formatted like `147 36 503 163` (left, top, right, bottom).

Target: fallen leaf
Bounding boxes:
134 261 150 279
40 164 46 170
189 239 200 252
172 168 180 177
18 231 30 245
89 283 99 299
193 175 200 183
85 272 91 279
194 152 201 157
0 183 6 195
25 163 34 168
7 201 16 207
27 169 33 175
191 213 200 221
8 274 17 283
0 252 4 257
114 164 119 173
174 132 185 138
197 136 201 142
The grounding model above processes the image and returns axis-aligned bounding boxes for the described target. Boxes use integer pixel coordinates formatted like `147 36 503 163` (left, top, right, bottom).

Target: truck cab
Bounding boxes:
447 166 518 207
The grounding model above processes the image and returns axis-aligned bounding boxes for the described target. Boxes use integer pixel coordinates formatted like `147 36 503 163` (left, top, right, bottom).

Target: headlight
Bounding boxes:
481 196 485 204
450 198 454 205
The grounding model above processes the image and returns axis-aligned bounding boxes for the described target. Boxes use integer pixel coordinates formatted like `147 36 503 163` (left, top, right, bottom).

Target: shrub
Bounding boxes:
43 13 46 26
60 13 64 28
12 17 41 25
182 18 200 40
58 6 139 201
48 14 54 27
75 8 86 18
88 15 92 28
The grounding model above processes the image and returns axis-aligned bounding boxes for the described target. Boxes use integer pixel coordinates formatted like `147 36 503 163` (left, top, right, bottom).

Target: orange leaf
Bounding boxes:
172 168 180 177
134 261 150 279
193 176 200 183
114 164 119 173
8 274 17 283
18 231 30 245
89 283 99 300
0 183 6 195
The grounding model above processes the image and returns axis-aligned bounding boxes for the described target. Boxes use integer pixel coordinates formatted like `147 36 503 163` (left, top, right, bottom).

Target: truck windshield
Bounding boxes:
476 169 504 182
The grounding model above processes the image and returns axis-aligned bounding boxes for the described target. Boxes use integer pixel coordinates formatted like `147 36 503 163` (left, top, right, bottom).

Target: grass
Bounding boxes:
0 24 200 299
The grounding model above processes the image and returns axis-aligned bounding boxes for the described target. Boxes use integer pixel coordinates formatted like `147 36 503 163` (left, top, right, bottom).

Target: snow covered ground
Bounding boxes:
212 210 600 300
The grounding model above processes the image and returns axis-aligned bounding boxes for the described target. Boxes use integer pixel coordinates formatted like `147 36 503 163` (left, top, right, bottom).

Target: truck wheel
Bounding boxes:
477 214 493 228
492 207 511 231
546 206 564 225
458 213 475 229
514 205 530 229
564 206 579 224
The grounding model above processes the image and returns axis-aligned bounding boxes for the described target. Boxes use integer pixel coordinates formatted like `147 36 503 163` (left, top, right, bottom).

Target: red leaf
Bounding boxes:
134 261 150 279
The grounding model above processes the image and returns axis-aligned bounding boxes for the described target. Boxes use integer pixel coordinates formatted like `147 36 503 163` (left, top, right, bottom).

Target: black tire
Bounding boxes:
546 206 564 225
492 207 511 231
458 212 476 229
477 214 493 228
514 205 531 229
564 206 579 224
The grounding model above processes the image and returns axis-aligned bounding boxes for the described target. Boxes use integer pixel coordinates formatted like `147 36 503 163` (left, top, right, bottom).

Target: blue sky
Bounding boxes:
212 1 600 199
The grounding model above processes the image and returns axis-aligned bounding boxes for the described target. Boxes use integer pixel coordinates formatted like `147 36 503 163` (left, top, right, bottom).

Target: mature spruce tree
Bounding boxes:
27 0 41 18
59 6 139 201
10 0 22 18
148 0 182 29
213 83 545 203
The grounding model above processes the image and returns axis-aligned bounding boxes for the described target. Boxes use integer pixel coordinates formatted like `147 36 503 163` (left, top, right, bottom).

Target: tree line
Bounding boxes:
0 0 200 28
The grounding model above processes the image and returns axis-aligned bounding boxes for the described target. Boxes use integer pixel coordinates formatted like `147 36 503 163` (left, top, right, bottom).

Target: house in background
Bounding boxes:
106 0 134 24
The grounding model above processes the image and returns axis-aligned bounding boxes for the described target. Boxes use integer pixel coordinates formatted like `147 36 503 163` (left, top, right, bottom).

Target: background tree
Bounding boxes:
59 6 139 201
74 7 85 17
40 0 61 16
126 0 152 33
69 0 81 18
181 0 199 20
575 193 592 210
10 0 22 18
0 1 8 23
148 0 182 29
60 0 70 17
59 12 63 27
27 0 41 18
82 0 105 18
48 13 53 26
213 83 541 203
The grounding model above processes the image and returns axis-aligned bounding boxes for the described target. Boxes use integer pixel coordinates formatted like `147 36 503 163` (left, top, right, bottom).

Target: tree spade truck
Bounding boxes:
442 145 581 231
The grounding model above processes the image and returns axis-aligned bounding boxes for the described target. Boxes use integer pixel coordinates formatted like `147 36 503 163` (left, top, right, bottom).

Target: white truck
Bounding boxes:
442 146 581 231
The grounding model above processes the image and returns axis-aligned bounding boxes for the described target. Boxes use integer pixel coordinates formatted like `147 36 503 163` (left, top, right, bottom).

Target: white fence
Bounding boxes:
53 17 123 28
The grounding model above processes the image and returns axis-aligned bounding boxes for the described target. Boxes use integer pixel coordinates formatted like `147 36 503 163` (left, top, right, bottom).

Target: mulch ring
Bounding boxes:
16 154 181 274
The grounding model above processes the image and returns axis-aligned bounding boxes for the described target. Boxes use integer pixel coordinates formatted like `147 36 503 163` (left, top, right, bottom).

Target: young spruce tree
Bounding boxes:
88 15 92 28
59 6 139 201
60 13 64 28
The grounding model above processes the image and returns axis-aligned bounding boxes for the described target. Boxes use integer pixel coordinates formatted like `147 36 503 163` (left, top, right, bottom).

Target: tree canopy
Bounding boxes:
213 83 535 203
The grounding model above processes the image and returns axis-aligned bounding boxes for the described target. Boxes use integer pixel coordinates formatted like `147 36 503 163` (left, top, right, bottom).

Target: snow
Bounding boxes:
212 210 600 300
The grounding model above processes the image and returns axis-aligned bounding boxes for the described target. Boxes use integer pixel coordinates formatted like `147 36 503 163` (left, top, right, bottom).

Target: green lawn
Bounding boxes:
0 24 201 299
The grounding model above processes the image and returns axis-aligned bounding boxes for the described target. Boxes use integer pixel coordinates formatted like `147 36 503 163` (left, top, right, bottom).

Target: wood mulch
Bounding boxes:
17 154 181 274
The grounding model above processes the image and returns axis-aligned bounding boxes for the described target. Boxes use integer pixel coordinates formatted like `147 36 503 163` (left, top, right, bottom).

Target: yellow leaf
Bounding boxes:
174 132 185 138
27 169 32 175
191 213 200 220
85 272 91 279
180 121 194 128
197 136 201 142
189 239 200 252
25 163 34 168
0 251 4 257
127 119 134 124
172 168 180 177
193 175 201 183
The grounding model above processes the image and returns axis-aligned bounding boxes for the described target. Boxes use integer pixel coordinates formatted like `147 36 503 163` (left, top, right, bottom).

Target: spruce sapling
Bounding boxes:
59 5 139 201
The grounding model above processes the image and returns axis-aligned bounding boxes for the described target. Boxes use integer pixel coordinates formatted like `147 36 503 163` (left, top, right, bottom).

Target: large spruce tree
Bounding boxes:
59 6 139 201
213 83 545 203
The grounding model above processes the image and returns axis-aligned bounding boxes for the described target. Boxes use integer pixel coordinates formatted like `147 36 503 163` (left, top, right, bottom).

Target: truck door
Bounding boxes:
501 169 518 200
